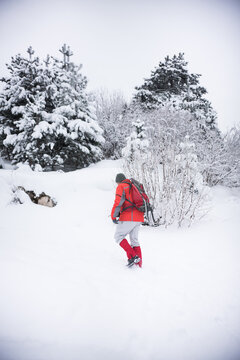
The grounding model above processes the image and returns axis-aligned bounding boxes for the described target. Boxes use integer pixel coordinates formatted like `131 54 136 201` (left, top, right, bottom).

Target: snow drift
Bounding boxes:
0 160 240 360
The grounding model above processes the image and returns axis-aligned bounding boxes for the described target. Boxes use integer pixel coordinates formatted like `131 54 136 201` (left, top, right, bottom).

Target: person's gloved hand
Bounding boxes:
112 219 119 224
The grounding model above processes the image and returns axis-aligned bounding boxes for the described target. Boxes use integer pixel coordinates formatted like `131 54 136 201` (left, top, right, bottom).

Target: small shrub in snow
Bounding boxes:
123 109 209 227
159 136 208 227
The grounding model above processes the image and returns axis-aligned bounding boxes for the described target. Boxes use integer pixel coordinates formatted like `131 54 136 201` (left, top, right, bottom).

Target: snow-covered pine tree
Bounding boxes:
0 47 44 162
122 118 149 168
0 45 104 170
132 53 218 131
39 44 105 170
133 53 189 109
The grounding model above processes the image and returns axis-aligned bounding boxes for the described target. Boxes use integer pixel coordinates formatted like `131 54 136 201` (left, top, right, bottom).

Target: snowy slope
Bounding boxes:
0 160 240 360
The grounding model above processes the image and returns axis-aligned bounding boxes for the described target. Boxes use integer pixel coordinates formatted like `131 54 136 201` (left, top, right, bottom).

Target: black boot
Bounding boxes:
127 255 141 267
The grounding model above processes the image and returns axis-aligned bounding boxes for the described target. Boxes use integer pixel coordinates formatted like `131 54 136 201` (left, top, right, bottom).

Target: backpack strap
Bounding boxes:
121 198 142 212
120 180 140 212
121 180 132 194
121 179 157 225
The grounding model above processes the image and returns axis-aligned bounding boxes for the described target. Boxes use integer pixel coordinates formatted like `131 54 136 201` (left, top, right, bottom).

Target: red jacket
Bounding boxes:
111 180 144 222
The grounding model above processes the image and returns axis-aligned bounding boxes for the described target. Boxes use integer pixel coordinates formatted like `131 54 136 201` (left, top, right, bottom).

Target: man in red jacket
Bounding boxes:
111 173 143 267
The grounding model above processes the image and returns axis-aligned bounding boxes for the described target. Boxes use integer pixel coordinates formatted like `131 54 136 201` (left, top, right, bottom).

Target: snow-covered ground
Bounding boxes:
0 160 240 360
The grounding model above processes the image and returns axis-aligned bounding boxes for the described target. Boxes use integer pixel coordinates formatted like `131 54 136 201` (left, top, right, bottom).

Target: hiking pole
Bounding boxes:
150 207 157 226
146 204 157 226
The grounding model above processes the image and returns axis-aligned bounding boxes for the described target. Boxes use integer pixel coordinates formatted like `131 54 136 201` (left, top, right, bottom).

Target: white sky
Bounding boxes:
0 0 239 132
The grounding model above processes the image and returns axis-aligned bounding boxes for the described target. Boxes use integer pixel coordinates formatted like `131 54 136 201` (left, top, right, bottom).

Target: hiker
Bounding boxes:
111 173 143 267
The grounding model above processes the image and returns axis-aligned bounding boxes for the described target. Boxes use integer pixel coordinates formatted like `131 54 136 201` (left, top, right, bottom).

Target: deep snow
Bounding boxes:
0 160 240 360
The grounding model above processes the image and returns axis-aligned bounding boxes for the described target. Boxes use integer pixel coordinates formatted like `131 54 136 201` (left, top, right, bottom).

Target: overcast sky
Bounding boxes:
0 0 239 132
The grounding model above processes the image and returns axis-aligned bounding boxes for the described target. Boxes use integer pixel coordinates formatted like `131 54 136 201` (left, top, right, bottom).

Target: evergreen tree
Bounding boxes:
133 53 217 130
122 118 150 184
0 45 104 170
0 47 44 160
122 118 149 162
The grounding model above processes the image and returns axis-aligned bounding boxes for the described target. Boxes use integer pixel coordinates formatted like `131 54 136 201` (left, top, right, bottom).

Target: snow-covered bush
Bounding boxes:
128 52 235 187
159 136 208 227
144 104 234 188
122 118 149 174
122 107 209 227
90 89 128 159
222 125 240 187
121 55 237 223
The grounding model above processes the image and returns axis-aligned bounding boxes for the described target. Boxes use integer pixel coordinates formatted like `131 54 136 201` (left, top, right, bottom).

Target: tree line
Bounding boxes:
0 45 239 226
